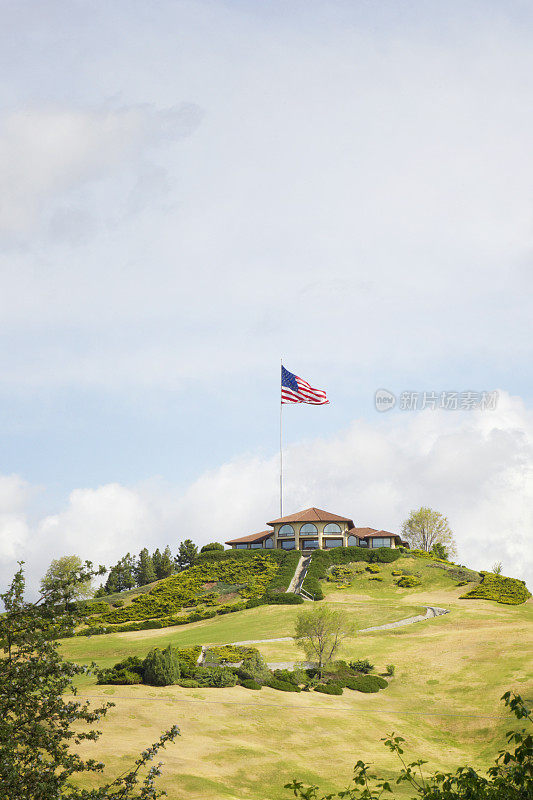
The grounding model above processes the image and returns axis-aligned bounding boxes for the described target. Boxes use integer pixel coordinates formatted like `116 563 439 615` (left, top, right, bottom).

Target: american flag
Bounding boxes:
281 366 329 405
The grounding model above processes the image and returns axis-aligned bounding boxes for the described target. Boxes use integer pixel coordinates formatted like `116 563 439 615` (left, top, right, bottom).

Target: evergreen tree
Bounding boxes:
175 539 198 571
143 646 181 686
153 545 174 579
104 553 136 594
152 548 163 579
135 548 157 586
200 542 224 553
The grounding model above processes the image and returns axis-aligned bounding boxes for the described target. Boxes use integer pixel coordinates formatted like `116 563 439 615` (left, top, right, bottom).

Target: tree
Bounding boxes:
143 646 181 686
153 545 174 579
200 542 224 553
135 548 157 586
104 553 136 593
430 542 449 560
175 539 198 571
401 507 457 556
293 605 353 678
286 690 532 800
40 555 94 601
0 563 179 799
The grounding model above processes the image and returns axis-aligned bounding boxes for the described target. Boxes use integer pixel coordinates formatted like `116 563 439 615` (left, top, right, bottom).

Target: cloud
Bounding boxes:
3 392 532 598
0 103 202 235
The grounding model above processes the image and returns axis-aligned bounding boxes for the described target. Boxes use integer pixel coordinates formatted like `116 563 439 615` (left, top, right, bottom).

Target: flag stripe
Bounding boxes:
281 368 329 405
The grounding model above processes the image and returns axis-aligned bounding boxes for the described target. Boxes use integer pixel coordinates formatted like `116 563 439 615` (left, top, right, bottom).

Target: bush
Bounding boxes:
395 575 421 588
175 679 200 688
266 678 301 692
96 655 145 685
200 543 225 553
369 576 383 581
315 683 343 695
143 645 181 686
267 593 304 604
345 675 388 693
241 679 262 690
193 666 237 688
240 650 271 683
460 572 531 605
349 659 374 674
366 565 381 574
386 664 395 676
263 550 301 598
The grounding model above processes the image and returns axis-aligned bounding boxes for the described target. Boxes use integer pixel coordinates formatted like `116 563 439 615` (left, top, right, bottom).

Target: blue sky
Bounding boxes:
1 1 532 592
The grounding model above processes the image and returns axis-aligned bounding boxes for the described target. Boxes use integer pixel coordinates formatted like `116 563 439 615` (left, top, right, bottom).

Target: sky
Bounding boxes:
1 0 532 595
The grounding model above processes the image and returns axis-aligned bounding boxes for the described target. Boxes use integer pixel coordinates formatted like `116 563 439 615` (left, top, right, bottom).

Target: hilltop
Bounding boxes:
60 547 532 800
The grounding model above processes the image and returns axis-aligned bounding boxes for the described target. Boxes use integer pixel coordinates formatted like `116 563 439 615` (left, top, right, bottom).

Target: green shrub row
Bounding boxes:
315 683 343 695
460 572 531 605
263 549 301 598
301 546 401 599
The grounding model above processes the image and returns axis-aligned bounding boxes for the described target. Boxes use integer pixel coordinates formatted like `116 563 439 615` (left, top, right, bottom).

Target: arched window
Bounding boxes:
300 523 318 535
347 535 358 547
278 524 294 537
324 523 342 535
264 537 274 549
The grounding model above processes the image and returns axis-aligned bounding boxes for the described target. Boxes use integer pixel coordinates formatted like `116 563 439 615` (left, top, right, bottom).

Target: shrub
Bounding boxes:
460 572 531 605
366 565 381 574
349 659 374 674
175 679 200 688
267 593 304 604
369 576 383 581
345 675 388 693
240 650 271 683
241 679 262 690
264 550 301 598
193 666 237 688
96 655 145 685
395 575 421 588
200 543 225 553
386 664 395 676
315 683 343 695
143 645 181 686
206 645 252 663
266 678 301 692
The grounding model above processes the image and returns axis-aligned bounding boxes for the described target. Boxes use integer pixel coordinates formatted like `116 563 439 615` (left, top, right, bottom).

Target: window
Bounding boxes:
251 542 263 548
299 523 318 535
324 538 343 548
281 539 296 549
235 543 248 549
278 524 295 537
300 539 319 549
324 523 342 534
264 537 274 549
371 537 391 548
347 535 358 547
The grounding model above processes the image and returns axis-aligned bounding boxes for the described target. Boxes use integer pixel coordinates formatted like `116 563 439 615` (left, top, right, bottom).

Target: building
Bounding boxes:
225 507 408 551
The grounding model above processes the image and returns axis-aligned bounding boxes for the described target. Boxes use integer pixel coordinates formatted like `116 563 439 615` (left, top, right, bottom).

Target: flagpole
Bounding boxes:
280 358 283 518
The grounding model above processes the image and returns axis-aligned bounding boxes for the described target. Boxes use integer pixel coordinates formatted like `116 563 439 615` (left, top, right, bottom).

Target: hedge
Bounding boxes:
263 549 301 598
241 679 262 690
460 572 531 605
266 678 301 692
345 675 388 693
395 575 421 588
315 683 343 695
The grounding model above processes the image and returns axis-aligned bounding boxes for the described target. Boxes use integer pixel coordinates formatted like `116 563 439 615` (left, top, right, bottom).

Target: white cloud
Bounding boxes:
2 392 532 598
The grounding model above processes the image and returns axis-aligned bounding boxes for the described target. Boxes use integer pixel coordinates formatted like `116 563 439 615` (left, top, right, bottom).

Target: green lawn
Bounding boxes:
61 554 533 800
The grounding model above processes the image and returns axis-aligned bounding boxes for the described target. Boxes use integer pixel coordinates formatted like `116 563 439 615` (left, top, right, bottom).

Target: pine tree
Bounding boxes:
143 646 181 686
135 548 157 586
175 539 198 571
104 553 136 594
157 545 174 578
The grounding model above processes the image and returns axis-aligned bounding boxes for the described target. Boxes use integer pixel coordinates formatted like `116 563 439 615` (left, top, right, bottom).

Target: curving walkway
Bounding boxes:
229 606 449 647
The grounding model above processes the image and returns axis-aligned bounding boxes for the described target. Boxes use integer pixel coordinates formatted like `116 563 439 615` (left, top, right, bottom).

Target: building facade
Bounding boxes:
225 507 408 551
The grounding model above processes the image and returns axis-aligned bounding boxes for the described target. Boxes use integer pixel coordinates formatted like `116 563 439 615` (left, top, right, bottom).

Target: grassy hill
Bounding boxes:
60 550 533 800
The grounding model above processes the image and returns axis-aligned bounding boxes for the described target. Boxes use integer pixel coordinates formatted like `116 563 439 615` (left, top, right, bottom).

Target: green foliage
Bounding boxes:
193 666 237 687
349 659 374 674
77 599 110 615
200 542 225 552
175 679 200 688
431 541 450 560
238 650 271 684
385 664 395 676
402 506 457 556
460 571 531 605
345 675 387 693
366 564 381 573
369 576 383 581
396 575 422 588
134 547 157 587
266 677 301 692
294 605 353 677
315 683 343 695
96 656 145 685
0 563 179 799
175 539 199 571
104 552 136 593
142 645 181 686
41 555 95 601
268 593 304 604
241 679 262 690
152 545 174 579
264 549 301 598
206 644 252 662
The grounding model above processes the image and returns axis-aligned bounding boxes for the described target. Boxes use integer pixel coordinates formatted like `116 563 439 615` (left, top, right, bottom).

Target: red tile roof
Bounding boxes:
364 529 402 540
225 530 273 545
267 507 354 526
347 526 379 537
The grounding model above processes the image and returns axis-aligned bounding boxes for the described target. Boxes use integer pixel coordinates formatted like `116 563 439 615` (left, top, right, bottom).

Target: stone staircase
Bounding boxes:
286 555 313 599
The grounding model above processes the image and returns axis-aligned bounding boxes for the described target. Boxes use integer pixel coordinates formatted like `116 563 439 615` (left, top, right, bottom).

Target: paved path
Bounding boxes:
230 606 449 647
